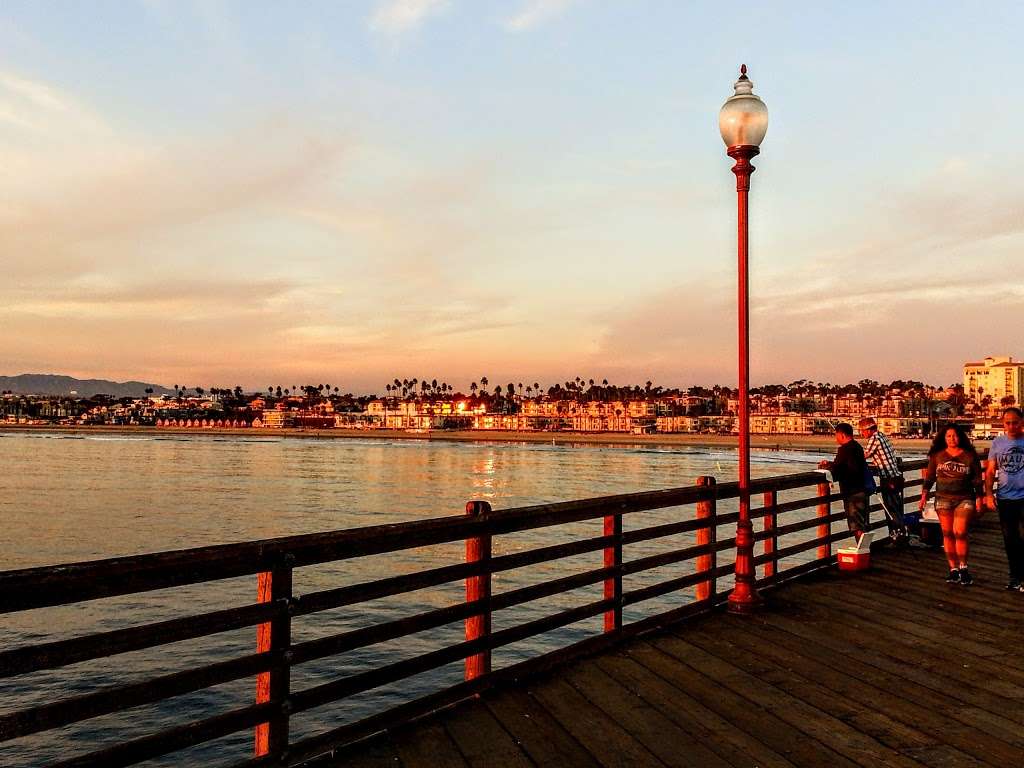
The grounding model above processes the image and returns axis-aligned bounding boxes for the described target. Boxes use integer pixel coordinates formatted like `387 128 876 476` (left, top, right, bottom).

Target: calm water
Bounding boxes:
0 432 831 767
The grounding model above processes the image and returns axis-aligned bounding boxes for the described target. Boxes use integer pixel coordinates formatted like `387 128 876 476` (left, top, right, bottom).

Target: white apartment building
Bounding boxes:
963 356 1024 408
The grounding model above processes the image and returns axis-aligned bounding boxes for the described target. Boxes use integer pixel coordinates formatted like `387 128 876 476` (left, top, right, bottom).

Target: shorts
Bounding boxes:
843 492 868 533
935 498 975 517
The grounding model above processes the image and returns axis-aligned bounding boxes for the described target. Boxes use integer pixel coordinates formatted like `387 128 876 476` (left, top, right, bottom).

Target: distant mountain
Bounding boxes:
0 374 174 398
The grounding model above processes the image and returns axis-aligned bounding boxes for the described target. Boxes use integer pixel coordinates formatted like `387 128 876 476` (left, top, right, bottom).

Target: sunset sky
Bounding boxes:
2 1 1023 393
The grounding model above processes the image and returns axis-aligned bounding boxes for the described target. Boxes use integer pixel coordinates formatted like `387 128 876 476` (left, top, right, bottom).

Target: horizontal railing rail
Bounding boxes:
0 459 928 768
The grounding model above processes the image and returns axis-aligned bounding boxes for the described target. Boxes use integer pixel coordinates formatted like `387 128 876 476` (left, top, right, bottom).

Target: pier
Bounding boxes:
328 521 1023 768
2 458 1022 767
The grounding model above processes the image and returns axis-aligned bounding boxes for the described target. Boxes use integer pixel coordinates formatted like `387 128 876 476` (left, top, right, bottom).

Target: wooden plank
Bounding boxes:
653 633 923 768
836 567 1024 638
812 575 1015 659
49 702 277 768
0 599 283 678
773 587 1024 700
900 746 988 768
852 558 1024 627
625 639 861 768
528 674 664 768
392 720 467 768
563 662 732 768
723 616 1023 766
794 577 1024 671
681 619 935 753
592 651 797 768
0 650 273 742
764 591 1024 714
753 602 1024 745
441 700 533 768
485 688 600 768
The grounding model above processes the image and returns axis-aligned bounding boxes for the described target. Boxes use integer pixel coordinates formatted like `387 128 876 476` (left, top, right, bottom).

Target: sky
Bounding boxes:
2 1 1023 393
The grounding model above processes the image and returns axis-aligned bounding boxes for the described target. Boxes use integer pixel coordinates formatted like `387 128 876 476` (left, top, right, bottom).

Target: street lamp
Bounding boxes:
719 64 768 613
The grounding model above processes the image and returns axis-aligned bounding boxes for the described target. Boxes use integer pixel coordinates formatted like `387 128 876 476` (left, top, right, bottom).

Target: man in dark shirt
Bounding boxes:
818 423 870 543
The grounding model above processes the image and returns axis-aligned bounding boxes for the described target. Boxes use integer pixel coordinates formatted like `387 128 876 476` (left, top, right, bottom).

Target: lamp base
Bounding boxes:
726 585 762 614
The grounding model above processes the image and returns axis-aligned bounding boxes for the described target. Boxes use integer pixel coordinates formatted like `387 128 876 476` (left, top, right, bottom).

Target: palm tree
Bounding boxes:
470 382 478 397
480 376 489 391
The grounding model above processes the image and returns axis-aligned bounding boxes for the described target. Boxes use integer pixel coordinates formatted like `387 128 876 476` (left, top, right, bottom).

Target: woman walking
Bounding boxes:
920 424 984 585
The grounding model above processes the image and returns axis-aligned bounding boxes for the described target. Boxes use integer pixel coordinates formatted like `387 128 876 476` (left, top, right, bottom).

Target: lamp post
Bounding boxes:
719 64 768 613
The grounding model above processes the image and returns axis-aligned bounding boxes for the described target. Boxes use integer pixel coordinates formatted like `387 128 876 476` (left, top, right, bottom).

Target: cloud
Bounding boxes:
505 0 582 32
587 153 1024 389
0 277 301 321
0 70 108 136
369 0 450 36
1 122 345 278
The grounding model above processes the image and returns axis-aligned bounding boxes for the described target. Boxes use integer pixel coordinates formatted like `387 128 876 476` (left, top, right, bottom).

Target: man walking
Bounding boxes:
818 423 870 543
985 407 1024 591
859 417 908 544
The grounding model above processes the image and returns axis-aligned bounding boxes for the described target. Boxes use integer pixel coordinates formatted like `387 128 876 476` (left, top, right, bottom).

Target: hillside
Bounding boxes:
0 374 173 398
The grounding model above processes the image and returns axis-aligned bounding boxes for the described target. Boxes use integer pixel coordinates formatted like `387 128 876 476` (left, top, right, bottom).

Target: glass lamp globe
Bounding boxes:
719 65 768 149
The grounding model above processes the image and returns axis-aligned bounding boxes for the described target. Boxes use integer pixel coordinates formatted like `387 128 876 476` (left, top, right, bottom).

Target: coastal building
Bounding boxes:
260 410 293 428
963 356 1024 410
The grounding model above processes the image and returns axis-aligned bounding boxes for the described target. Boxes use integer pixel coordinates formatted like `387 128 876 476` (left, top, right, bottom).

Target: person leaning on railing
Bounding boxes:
919 423 984 586
818 422 870 544
984 406 1024 592
859 416 908 546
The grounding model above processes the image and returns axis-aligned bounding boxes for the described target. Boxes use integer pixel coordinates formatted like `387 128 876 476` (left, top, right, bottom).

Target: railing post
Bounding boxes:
465 500 492 681
603 510 623 633
695 476 717 602
255 553 294 759
763 489 778 579
817 479 832 562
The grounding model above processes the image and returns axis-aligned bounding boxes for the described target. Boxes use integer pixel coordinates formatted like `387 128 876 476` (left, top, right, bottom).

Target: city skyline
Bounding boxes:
3 2 1023 391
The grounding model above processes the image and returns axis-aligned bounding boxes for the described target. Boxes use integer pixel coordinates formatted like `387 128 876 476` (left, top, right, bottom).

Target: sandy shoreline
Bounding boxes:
0 424 937 453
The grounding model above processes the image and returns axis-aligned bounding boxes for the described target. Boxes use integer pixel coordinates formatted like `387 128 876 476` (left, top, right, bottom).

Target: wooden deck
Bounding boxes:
322 520 1024 768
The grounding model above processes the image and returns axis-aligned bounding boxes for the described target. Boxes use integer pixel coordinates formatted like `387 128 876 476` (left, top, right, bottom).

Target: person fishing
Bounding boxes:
818 423 871 543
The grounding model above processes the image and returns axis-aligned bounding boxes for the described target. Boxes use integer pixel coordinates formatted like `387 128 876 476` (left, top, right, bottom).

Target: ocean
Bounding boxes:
0 431 833 767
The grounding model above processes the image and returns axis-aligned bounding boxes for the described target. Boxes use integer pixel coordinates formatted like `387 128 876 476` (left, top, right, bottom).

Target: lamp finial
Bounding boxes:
740 64 747 76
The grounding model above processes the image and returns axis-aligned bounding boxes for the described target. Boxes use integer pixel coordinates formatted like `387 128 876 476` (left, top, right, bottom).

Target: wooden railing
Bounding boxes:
0 460 927 767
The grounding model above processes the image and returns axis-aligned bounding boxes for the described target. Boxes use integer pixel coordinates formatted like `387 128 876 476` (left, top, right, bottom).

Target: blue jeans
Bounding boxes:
878 475 906 536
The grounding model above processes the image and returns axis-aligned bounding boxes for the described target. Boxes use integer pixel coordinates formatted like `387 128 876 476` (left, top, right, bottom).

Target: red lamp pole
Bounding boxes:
727 144 761 613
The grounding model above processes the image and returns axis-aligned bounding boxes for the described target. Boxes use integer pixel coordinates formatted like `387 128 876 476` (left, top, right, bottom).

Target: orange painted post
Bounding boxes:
464 500 492 681
254 555 293 758
817 480 832 562
695 476 717 602
254 572 272 756
603 511 623 633
763 489 778 579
